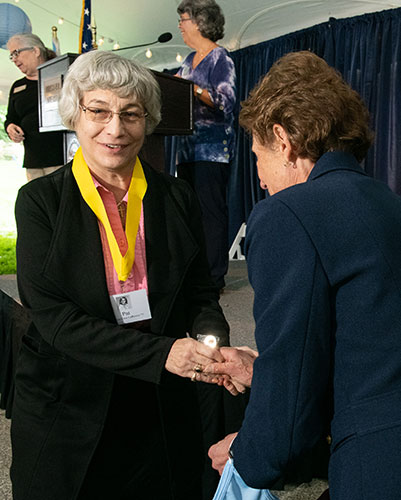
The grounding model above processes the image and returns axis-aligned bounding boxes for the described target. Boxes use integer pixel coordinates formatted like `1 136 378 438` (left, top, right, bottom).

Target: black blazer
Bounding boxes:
11 161 229 500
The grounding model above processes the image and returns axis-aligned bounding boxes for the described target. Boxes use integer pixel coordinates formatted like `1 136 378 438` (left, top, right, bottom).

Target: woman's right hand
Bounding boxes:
205 346 258 389
165 337 224 382
6 123 24 143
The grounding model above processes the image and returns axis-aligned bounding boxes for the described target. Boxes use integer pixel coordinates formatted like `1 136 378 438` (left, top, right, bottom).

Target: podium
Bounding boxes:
37 53 194 171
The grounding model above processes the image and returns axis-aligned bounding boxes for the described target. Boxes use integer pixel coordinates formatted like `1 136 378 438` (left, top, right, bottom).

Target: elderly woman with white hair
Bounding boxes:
5 33 64 181
11 50 231 500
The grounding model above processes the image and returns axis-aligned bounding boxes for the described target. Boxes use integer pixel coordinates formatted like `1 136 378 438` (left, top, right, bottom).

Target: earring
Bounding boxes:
284 160 297 169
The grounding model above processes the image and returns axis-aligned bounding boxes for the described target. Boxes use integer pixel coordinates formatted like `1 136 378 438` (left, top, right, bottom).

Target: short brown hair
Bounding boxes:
239 51 374 162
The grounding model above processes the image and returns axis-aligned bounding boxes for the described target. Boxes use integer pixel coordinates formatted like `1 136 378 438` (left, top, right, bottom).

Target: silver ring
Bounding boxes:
191 371 197 382
194 363 203 373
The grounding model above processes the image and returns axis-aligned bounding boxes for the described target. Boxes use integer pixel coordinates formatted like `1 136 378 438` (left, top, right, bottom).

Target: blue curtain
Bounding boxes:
167 8 401 244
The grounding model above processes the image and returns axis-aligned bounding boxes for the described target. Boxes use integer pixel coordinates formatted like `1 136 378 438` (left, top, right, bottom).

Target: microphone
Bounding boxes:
114 32 172 51
158 32 173 43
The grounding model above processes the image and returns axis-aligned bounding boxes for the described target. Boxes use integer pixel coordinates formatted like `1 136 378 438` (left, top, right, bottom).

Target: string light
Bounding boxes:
176 53 183 63
16 1 123 50
10 1 170 57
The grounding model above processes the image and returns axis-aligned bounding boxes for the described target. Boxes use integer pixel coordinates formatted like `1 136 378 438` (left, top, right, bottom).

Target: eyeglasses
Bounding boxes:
178 17 193 24
9 47 34 60
79 105 148 124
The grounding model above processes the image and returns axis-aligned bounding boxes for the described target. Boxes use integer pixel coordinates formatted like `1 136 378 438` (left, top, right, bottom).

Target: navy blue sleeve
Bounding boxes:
231 197 332 488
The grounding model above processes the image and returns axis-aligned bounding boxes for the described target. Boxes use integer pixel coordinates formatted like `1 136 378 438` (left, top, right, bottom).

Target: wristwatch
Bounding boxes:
196 86 203 96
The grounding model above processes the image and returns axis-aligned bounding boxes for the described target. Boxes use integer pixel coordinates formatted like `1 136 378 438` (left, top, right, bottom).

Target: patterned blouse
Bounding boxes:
176 46 236 164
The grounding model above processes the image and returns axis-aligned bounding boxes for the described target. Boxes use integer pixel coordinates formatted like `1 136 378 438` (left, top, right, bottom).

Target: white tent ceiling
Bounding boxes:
1 0 401 105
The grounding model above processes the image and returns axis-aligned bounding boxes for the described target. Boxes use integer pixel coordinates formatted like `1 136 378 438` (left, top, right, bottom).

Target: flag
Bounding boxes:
79 0 92 53
52 26 61 56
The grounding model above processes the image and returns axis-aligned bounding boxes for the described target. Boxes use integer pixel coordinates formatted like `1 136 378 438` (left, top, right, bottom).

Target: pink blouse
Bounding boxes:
93 177 148 295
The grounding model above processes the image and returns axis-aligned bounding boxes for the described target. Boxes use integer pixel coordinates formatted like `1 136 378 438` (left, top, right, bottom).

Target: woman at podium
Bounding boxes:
176 0 236 291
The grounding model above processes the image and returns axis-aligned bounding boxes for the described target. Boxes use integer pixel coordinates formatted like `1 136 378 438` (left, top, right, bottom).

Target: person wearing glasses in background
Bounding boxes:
11 50 237 500
5 33 64 182
176 0 236 293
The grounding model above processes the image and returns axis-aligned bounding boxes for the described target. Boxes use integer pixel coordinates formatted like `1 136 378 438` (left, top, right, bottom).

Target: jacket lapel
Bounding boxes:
43 163 200 332
42 168 114 321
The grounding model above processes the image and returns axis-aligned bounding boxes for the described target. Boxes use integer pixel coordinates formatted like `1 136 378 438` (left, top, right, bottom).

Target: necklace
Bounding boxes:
197 45 215 57
193 45 215 68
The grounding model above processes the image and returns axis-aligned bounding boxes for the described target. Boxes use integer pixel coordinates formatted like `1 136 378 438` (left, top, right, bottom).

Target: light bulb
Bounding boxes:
145 48 152 58
113 42 120 50
58 17 64 25
176 53 183 63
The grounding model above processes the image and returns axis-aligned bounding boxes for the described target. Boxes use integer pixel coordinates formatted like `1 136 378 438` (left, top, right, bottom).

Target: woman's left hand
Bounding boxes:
208 432 238 475
165 337 225 382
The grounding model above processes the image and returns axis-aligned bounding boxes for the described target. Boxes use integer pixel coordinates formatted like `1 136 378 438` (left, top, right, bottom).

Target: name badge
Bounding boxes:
14 84 27 93
110 289 152 325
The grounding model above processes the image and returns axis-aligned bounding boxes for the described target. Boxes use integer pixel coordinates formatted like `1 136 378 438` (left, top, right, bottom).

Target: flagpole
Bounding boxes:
52 26 61 56
91 13 98 50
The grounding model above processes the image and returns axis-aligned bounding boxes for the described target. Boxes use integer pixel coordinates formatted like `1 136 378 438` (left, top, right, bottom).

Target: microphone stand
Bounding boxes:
114 33 172 51
114 40 159 51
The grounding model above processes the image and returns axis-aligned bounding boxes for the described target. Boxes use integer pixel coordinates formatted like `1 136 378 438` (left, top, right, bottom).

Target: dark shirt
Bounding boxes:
4 77 64 169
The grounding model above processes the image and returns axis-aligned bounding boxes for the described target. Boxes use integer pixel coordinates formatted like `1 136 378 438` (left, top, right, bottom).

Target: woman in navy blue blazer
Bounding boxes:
208 51 401 499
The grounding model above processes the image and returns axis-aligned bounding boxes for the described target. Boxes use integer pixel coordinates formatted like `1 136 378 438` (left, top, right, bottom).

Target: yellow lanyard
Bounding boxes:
72 147 147 281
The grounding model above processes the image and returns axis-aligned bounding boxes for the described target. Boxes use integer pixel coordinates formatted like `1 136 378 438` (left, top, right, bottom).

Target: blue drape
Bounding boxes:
167 8 401 244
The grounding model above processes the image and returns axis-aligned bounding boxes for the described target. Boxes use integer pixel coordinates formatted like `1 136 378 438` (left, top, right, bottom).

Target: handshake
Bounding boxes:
165 337 258 394
202 345 258 395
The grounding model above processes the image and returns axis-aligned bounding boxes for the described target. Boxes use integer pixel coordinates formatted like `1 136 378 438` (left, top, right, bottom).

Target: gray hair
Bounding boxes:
58 51 161 134
177 0 225 42
7 33 56 62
